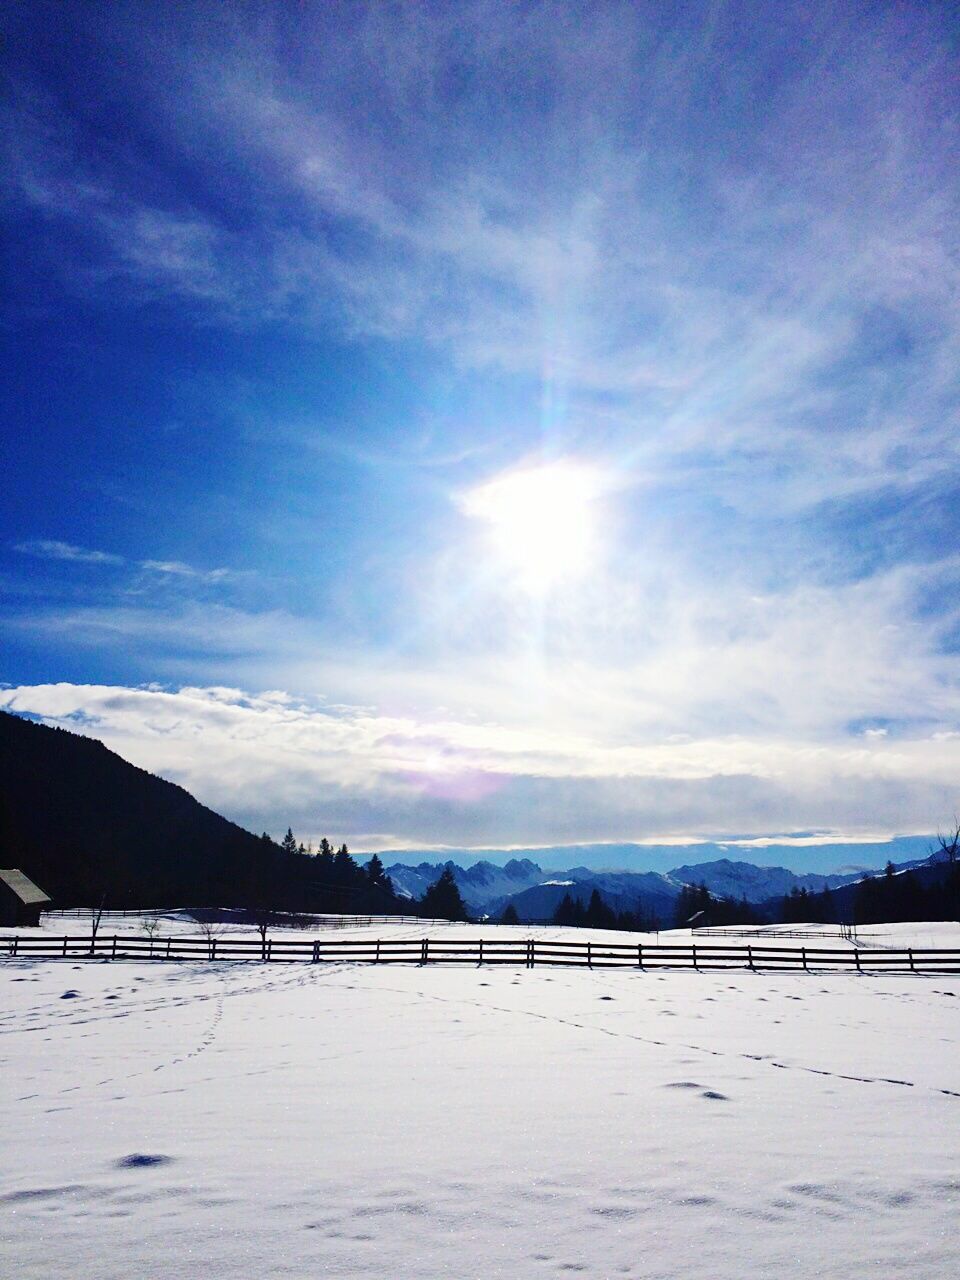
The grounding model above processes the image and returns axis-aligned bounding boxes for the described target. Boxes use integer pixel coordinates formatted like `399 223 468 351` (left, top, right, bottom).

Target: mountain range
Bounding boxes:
382 855 911 922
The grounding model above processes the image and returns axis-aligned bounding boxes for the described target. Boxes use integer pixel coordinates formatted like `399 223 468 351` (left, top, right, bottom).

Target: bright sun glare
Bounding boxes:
461 461 601 592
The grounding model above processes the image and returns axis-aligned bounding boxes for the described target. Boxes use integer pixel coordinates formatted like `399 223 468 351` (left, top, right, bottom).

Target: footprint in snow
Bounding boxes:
60 990 81 1000
663 1082 729 1101
114 1154 173 1169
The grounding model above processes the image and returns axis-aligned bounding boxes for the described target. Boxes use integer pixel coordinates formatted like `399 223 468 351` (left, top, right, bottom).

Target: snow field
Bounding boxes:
21 911 960 950
1 933 959 1278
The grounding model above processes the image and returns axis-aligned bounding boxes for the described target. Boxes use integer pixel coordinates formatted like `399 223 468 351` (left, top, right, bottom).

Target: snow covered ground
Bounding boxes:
2 921 959 1278
20 909 960 950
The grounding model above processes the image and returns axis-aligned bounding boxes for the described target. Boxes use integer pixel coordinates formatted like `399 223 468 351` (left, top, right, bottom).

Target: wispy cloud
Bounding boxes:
12 541 240 585
6 549 960 741
2 82 232 309
139 560 234 583
13 540 124 565
5 1 957 529
3 601 292 669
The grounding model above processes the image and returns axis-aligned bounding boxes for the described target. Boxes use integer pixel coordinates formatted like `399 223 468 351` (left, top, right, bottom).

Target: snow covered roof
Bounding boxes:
0 868 51 905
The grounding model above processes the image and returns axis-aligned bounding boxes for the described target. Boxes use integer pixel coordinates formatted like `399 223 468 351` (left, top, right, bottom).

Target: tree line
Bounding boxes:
783 862 960 925
781 829 960 926
249 834 472 922
671 882 763 928
551 890 662 932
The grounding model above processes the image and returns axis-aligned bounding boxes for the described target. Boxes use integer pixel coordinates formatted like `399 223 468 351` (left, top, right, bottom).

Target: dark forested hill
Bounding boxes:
0 710 310 908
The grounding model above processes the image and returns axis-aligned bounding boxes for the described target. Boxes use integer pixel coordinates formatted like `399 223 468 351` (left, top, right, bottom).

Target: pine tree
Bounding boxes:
280 828 298 858
500 903 520 925
362 854 397 908
334 843 362 887
366 854 387 886
585 888 615 929
419 867 468 922
674 884 698 927
552 896 583 926
316 839 335 875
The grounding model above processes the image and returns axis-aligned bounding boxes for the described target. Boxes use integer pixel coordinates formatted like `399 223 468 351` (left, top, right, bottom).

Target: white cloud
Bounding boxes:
11 541 242 586
1 681 957 851
140 560 233 582
3 600 297 666
13 540 124 564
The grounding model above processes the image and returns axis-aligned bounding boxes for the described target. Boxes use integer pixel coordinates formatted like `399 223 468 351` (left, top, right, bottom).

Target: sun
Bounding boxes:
461 460 601 592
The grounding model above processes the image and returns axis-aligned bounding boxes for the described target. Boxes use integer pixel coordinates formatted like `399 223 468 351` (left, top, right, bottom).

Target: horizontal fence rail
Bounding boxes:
3 934 960 972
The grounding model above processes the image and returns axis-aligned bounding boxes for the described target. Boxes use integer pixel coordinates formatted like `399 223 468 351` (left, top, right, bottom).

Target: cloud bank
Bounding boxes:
1 682 956 853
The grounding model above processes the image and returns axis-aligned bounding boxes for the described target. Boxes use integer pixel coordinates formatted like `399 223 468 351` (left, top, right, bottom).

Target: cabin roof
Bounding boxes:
0 868 51 906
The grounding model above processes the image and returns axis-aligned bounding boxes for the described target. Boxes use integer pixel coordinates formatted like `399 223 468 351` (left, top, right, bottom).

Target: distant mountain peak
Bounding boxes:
503 858 542 878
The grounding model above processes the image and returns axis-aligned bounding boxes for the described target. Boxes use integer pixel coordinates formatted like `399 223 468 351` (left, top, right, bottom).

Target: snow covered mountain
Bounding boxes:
666 858 864 903
384 858 544 910
484 869 679 923
382 852 886 918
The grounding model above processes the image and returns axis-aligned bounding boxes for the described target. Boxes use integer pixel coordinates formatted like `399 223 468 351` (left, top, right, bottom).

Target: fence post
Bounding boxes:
12 936 17 958
375 940 380 964
854 948 862 974
267 939 273 962
166 937 172 961
801 946 808 972
747 945 755 972
211 939 217 961
637 943 643 969
478 939 483 967
421 939 429 965
313 940 320 963
587 941 592 969
692 944 698 971
529 939 535 969
909 948 915 973
112 935 118 960
62 935 68 958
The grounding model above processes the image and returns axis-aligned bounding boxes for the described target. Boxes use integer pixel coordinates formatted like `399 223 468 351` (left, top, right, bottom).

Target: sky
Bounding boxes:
1 1 959 870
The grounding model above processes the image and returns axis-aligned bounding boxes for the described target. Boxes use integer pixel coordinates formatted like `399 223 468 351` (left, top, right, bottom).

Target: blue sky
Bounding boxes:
2 1 958 869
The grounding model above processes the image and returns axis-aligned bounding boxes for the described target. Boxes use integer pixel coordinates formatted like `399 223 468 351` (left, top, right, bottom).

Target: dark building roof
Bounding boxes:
0 868 51 906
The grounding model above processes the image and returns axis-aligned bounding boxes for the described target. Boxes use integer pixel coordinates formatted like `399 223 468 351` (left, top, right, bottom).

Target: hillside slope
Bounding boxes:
0 710 290 907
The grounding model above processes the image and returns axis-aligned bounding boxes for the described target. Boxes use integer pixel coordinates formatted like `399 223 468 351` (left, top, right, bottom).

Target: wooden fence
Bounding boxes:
3 934 960 971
